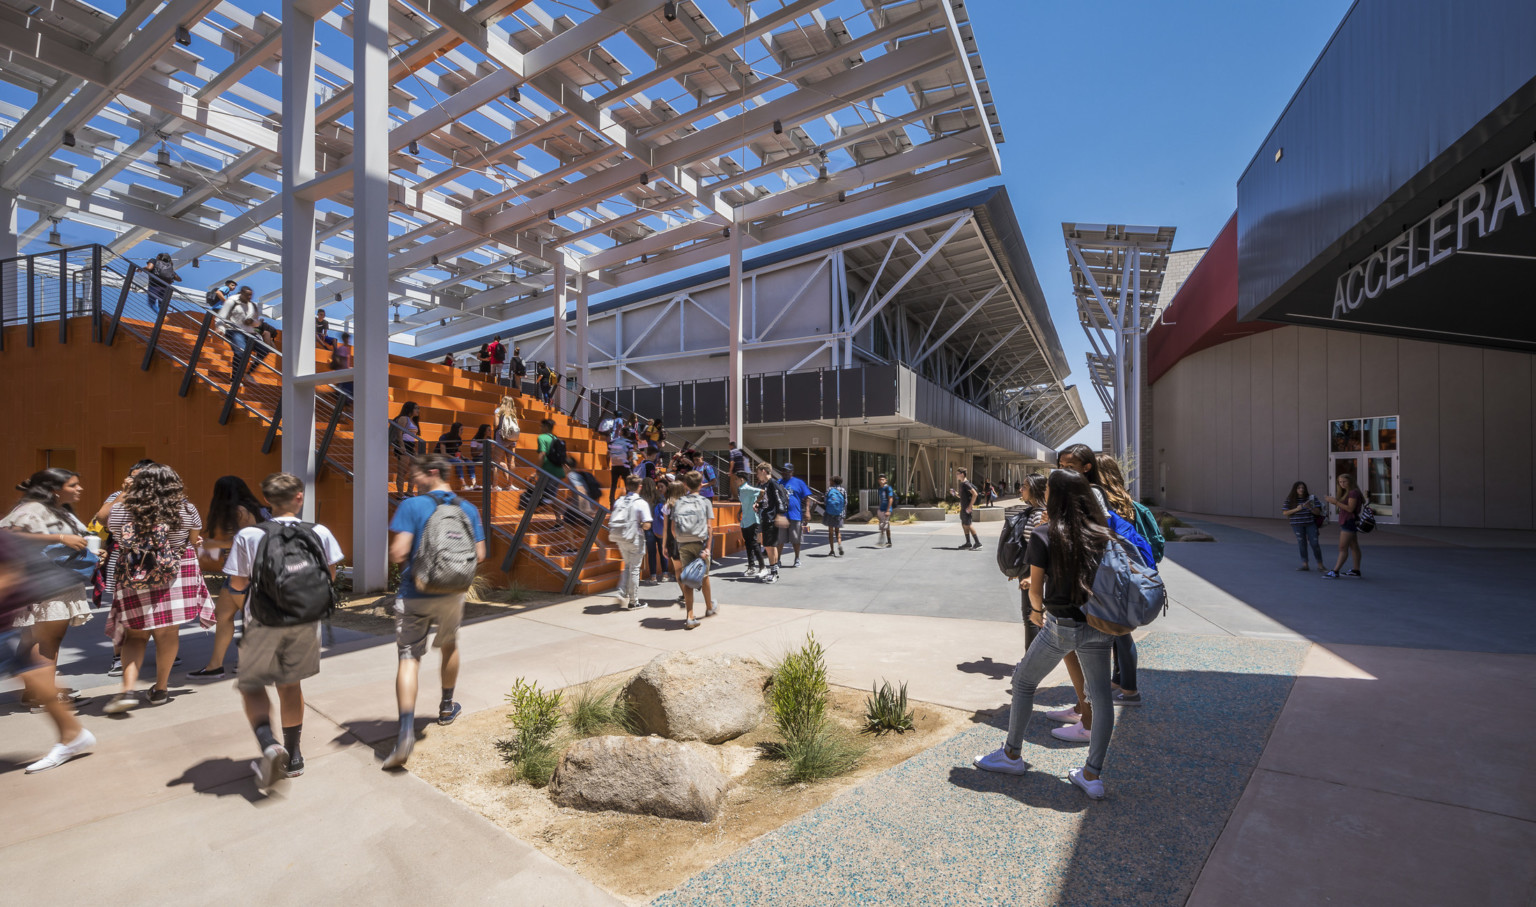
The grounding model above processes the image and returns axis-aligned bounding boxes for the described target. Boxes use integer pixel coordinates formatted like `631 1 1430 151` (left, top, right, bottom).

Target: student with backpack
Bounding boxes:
608 479 654 610
736 470 767 577
103 464 214 714
607 431 635 507
956 468 981 550
823 476 848 557
383 455 486 770
206 279 237 311
1094 453 1158 706
536 362 556 406
752 463 788 583
391 402 422 496
508 347 527 388
779 463 812 567
875 473 896 548
1324 473 1367 579
488 335 506 378
973 469 1120 799
191 476 270 679
690 451 717 500
221 473 343 789
1004 473 1049 650
672 471 716 629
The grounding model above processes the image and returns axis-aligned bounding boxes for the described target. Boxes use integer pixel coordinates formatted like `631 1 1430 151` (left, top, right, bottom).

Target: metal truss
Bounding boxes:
0 0 1004 344
1063 222 1175 496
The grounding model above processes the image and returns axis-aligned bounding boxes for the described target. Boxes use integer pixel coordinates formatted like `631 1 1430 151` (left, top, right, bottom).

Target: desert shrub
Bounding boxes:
496 678 564 786
1157 513 1186 533
470 576 531 604
863 680 915 735
567 680 636 736
770 634 862 782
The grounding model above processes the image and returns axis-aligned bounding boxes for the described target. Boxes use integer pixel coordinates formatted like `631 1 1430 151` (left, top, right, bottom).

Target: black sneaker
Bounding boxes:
146 687 170 705
438 701 462 726
107 658 123 677
188 666 226 678
1344 570 1362 577
285 755 306 778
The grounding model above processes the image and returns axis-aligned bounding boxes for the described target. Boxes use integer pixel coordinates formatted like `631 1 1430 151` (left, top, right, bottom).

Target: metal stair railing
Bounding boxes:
473 438 611 594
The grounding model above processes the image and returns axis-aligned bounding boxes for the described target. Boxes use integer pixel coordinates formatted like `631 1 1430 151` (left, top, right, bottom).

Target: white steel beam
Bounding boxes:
280 0 319 520
912 285 1002 365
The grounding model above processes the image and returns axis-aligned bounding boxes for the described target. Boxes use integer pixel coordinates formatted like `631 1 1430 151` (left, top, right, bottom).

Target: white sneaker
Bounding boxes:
791 559 801 568
1051 722 1091 744
744 566 759 577
763 572 778 584
972 747 1028 775
1069 767 1105 799
1044 706 1080 724
25 729 96 773
252 743 290 790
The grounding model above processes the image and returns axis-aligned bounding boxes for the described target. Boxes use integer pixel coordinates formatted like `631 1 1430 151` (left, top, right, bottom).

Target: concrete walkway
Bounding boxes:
3 513 1533 905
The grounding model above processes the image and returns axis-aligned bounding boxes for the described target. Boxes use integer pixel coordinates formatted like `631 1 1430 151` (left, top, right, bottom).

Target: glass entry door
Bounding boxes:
1328 416 1400 524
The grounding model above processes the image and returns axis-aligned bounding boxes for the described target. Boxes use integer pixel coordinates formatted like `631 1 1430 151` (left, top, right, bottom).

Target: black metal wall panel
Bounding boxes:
835 367 863 418
746 375 763 423
632 386 661 423
763 375 784 423
662 384 683 427
1236 0 1536 321
694 379 727 426
864 364 898 415
616 388 635 419
784 371 822 421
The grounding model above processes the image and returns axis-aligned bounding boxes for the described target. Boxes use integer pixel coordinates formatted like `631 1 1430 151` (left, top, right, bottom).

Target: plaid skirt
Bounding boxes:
106 547 215 644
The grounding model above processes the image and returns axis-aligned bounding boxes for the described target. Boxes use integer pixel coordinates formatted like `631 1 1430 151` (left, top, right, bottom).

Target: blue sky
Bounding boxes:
971 0 1354 446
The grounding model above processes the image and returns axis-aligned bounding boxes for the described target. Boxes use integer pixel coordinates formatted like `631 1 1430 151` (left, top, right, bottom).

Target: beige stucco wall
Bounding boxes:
1149 325 1536 529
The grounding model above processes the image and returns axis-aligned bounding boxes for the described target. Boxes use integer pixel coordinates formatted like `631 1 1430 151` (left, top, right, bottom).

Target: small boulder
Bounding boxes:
624 652 767 744
550 735 728 822
1171 527 1215 542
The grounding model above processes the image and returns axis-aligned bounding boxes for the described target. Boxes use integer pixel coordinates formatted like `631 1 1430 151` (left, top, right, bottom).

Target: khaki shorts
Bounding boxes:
678 539 708 570
394 592 465 660
878 511 891 530
236 622 321 691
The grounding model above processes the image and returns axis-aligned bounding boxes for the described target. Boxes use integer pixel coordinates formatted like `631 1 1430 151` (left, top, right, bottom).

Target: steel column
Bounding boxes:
280 0 319 520
575 271 589 421
352 0 391 591
552 257 568 387
727 221 745 446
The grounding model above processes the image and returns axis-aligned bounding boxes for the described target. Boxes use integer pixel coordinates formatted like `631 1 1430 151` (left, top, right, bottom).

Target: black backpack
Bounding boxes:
996 507 1039 578
248 521 336 626
205 287 223 308
547 436 569 467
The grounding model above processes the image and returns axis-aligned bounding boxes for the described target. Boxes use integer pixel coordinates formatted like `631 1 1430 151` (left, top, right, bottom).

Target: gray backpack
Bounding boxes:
413 493 479 594
672 494 710 542
1080 536 1168 636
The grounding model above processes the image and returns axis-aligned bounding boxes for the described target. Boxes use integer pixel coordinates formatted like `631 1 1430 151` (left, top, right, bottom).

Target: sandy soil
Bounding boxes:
408 675 972 904
326 588 569 635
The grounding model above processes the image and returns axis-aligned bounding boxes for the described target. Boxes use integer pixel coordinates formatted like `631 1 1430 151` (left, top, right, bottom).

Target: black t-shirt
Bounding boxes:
959 481 977 512
1024 524 1104 621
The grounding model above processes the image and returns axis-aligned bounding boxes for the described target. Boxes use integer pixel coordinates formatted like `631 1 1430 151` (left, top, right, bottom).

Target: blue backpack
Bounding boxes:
1081 534 1168 636
825 487 846 518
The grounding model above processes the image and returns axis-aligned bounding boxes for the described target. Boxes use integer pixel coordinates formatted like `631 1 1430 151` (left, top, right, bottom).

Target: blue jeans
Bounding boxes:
1293 522 1323 564
1007 615 1115 776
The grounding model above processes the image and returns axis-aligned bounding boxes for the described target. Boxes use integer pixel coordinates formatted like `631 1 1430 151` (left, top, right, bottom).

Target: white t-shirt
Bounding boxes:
615 494 653 545
224 517 345 625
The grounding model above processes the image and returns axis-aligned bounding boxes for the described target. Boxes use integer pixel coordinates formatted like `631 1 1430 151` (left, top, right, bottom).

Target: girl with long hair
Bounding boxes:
92 459 156 677
1 468 97 771
191 476 270 678
1094 453 1146 707
1324 473 1365 578
103 464 214 713
392 402 421 495
493 395 521 489
1015 473 1049 646
663 479 688 603
974 469 1117 799
644 418 664 455
1282 480 1325 570
1044 446 1108 739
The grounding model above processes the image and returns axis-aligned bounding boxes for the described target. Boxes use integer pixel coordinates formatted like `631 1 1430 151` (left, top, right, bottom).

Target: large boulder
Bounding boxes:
623 652 767 744
550 735 729 822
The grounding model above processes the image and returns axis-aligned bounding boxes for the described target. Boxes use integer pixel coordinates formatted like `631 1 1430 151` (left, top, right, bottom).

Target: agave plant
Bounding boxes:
863 679 915 735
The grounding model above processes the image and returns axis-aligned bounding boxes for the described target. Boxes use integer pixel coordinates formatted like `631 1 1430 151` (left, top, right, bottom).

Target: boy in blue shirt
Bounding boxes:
876 473 896 548
383 454 487 769
780 463 813 567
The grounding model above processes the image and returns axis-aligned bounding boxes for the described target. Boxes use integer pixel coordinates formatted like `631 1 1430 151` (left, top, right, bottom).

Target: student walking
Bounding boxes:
1094 454 1152 707
143 252 180 312
643 418 665 455
607 430 635 507
91 459 156 677
609 481 653 610
489 335 506 378
956 467 981 549
737 471 767 577
476 343 492 377
391 402 422 495
691 451 717 501
1324 473 1365 578
1014 473 1049 650
1282 480 1326 571
383 455 487 769
779 463 813 567
644 479 668 584
823 476 848 556
0 530 96 773
330 331 354 404
493 396 521 488
102 464 214 713
206 279 237 311
728 442 747 500
2 470 97 770
222 473 343 789
191 476 270 678
753 463 787 583
508 346 527 388
875 473 896 548
973 469 1118 800
673 472 716 629
536 362 556 406
464 425 491 490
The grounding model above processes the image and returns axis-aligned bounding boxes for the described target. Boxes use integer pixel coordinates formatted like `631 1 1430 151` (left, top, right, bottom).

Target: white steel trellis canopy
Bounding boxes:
1063 222 1175 497
0 0 1005 339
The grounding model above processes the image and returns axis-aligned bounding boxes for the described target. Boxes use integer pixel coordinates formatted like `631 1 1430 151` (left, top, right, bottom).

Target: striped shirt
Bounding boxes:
1284 495 1322 526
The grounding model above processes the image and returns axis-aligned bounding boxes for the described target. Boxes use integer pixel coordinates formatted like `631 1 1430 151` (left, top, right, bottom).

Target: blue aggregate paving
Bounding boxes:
654 634 1307 907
